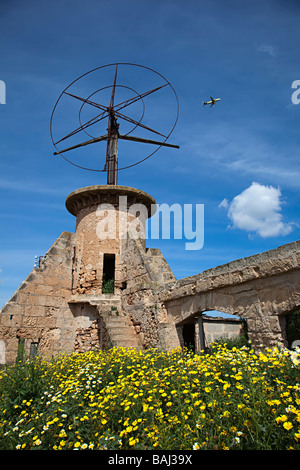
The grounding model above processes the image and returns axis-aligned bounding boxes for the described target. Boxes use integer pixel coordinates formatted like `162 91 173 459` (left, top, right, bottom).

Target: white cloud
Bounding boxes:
220 182 293 238
258 43 278 57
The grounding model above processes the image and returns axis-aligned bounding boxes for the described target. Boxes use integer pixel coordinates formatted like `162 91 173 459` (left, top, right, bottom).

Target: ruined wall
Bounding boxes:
74 318 111 353
0 232 76 363
161 241 300 349
121 236 180 350
0 230 129 363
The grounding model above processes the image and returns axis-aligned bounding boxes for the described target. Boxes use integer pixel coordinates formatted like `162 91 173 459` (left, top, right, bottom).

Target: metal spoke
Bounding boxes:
54 109 108 145
113 83 167 114
64 92 107 112
118 134 179 148
115 110 167 138
109 65 118 108
54 134 108 155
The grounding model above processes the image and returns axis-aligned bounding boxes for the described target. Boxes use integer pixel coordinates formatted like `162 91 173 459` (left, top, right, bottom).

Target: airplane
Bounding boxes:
203 96 221 107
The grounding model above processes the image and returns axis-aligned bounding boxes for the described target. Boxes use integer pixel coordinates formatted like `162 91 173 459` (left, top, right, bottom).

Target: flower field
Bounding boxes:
0 343 299 450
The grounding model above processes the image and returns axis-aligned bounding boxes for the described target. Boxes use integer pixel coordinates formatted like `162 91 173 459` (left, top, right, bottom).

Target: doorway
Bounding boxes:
182 323 195 351
102 254 115 293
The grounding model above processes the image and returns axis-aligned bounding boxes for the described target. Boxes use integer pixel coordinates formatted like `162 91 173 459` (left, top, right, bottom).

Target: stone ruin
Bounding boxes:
0 184 300 364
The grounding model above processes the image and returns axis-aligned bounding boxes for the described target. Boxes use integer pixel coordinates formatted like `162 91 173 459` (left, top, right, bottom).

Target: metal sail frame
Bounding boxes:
52 65 179 184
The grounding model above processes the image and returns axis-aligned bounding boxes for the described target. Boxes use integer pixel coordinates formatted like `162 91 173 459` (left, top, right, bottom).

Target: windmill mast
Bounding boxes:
106 113 119 185
106 65 119 185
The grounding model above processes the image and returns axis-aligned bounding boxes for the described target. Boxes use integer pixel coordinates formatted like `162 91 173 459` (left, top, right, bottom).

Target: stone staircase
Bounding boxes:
71 294 142 350
93 298 142 349
102 312 142 349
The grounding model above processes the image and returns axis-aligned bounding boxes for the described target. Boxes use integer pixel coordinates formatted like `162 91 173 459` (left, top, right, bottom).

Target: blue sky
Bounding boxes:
0 0 300 309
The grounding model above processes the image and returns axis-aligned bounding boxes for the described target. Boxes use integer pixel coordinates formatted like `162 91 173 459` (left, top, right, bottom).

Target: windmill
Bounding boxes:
50 63 179 185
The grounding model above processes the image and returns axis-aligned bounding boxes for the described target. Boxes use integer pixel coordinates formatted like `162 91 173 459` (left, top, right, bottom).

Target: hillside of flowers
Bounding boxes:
0 343 299 450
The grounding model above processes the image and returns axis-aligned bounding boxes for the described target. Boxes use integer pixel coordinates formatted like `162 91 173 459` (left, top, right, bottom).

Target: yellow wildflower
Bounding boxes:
283 422 293 431
276 415 288 423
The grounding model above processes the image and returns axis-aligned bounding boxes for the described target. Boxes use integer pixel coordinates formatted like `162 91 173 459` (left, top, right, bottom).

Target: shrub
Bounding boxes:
102 274 114 294
211 333 249 350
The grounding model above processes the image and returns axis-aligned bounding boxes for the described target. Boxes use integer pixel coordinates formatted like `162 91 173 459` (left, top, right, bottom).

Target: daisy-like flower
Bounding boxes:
283 422 293 431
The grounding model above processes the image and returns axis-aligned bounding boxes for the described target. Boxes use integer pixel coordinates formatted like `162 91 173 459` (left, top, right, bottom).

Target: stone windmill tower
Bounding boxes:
0 64 180 363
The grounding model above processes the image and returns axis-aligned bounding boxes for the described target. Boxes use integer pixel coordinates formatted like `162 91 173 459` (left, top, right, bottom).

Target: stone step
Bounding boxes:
106 327 135 336
104 319 133 328
110 337 142 349
110 334 136 343
101 314 142 349
105 318 130 325
103 316 125 322
107 325 136 336
110 341 142 350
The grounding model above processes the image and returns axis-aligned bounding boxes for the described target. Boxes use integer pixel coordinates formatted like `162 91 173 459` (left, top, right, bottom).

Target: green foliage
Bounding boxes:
16 339 25 363
102 274 114 294
211 333 249 350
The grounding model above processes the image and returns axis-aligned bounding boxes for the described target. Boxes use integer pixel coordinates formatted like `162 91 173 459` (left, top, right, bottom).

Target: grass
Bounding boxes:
0 343 299 450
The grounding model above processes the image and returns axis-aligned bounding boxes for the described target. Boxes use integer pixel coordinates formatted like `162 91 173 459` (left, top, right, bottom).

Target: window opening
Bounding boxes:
30 342 39 359
102 254 115 294
17 338 25 363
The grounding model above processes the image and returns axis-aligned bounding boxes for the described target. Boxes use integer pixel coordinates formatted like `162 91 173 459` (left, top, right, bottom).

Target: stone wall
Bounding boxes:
161 241 300 349
202 316 245 345
74 318 111 353
0 232 75 362
121 236 179 350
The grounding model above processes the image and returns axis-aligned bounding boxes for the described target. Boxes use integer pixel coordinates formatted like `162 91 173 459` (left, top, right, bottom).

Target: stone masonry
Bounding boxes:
160 240 300 349
0 184 300 364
